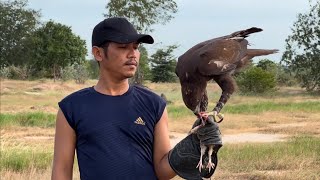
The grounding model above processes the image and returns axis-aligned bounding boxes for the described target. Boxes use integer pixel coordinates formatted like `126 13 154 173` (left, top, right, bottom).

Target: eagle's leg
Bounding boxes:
206 145 215 172
196 144 207 172
189 112 205 134
197 91 209 123
190 93 209 134
212 74 235 114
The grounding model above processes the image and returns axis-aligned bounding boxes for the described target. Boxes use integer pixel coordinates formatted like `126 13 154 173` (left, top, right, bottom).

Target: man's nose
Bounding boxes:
128 47 138 58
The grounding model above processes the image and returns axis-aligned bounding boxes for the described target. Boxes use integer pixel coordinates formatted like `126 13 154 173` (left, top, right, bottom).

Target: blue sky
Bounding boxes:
27 0 311 63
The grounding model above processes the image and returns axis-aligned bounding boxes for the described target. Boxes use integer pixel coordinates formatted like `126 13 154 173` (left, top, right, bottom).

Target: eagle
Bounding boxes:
175 27 278 172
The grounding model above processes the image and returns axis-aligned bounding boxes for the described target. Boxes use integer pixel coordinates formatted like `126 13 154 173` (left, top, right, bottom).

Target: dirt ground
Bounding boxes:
169 131 288 147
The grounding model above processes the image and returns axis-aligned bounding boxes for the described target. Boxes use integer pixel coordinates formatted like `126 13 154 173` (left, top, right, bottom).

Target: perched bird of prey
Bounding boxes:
175 27 278 172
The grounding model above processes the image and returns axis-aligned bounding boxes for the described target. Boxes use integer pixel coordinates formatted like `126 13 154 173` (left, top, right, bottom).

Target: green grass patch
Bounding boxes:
167 101 320 118
219 136 320 173
223 101 320 114
0 149 53 172
0 112 56 128
167 105 194 119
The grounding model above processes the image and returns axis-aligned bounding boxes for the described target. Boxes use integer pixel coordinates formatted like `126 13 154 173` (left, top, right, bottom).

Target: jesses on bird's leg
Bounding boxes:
205 111 224 123
205 91 231 123
189 112 205 134
189 111 223 134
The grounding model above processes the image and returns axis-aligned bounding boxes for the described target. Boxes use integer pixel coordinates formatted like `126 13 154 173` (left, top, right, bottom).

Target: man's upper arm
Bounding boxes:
51 108 76 180
153 107 176 179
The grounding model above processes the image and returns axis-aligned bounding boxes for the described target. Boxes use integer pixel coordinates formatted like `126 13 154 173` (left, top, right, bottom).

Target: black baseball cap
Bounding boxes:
92 17 154 47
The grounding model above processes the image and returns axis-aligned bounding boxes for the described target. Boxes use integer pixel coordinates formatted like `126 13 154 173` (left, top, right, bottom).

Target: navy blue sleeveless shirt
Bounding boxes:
58 85 166 180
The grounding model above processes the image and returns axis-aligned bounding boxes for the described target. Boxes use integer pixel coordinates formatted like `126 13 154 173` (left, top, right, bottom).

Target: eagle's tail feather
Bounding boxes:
247 49 279 56
231 27 263 38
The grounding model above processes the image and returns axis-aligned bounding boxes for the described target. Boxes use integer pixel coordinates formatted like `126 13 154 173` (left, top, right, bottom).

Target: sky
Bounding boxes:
27 0 311 63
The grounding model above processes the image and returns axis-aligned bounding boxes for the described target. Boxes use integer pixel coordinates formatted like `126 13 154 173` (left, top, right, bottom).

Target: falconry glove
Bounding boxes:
168 118 222 180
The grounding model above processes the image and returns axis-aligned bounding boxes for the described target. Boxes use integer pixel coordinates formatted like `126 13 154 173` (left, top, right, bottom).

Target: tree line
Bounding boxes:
0 0 178 83
1 0 319 93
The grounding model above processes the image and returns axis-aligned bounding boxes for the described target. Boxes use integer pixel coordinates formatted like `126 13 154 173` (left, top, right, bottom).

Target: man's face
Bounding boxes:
100 42 141 79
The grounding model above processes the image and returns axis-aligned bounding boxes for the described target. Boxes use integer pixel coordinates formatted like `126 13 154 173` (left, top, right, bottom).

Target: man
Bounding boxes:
52 17 221 180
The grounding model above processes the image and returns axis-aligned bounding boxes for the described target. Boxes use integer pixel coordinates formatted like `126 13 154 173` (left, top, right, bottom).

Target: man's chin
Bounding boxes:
124 72 135 79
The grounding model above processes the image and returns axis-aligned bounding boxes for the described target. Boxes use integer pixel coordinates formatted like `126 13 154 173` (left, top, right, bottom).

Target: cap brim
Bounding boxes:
135 34 154 44
108 33 154 44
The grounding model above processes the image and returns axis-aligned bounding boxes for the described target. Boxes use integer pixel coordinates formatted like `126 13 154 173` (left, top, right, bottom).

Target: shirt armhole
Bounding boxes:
156 99 167 124
58 101 75 130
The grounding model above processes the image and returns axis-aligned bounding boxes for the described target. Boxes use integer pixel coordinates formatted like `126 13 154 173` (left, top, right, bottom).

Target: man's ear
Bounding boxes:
92 46 103 62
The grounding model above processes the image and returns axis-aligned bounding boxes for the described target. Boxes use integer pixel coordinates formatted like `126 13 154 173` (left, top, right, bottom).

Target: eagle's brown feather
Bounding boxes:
176 27 278 113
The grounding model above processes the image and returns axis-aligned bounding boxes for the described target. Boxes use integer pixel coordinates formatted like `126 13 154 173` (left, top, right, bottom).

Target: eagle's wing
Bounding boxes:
195 27 263 76
196 39 246 76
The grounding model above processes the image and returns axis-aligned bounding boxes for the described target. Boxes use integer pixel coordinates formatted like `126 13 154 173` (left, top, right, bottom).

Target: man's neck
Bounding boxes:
94 77 130 96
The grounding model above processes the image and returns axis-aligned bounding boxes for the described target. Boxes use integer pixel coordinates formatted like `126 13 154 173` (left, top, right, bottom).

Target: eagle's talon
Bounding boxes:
206 162 215 172
196 161 204 172
214 113 224 123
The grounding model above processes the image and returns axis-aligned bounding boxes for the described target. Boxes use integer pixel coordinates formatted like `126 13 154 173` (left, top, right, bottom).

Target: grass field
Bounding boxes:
1 79 320 179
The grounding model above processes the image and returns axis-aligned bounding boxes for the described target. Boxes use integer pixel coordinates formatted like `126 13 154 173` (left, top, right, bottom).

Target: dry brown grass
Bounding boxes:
169 111 320 136
1 167 80 180
1 79 97 113
1 127 54 150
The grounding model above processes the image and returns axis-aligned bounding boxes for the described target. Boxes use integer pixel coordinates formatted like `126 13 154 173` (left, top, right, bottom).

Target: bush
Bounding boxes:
236 67 277 94
73 63 89 84
276 65 298 87
86 60 99 79
60 65 75 82
256 59 298 87
0 66 10 79
60 63 89 84
7 65 33 80
276 70 298 87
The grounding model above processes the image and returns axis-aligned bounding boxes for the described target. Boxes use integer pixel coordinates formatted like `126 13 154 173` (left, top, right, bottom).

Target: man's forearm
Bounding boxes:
155 153 176 180
51 165 73 180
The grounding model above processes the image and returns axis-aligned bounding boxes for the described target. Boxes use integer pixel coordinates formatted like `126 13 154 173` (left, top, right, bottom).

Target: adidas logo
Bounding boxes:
134 117 145 125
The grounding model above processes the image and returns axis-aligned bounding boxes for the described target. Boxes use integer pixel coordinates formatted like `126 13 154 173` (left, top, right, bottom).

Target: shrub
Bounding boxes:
276 65 298 87
73 63 89 84
6 65 32 80
0 66 10 79
60 65 75 81
256 59 298 87
60 62 89 84
236 67 277 94
86 59 99 79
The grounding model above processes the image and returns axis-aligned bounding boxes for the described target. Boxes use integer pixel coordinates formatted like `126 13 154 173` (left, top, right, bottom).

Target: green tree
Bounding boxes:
0 0 40 67
150 45 177 83
139 46 151 81
105 0 177 33
105 0 178 84
129 45 151 84
281 0 320 92
28 21 87 80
